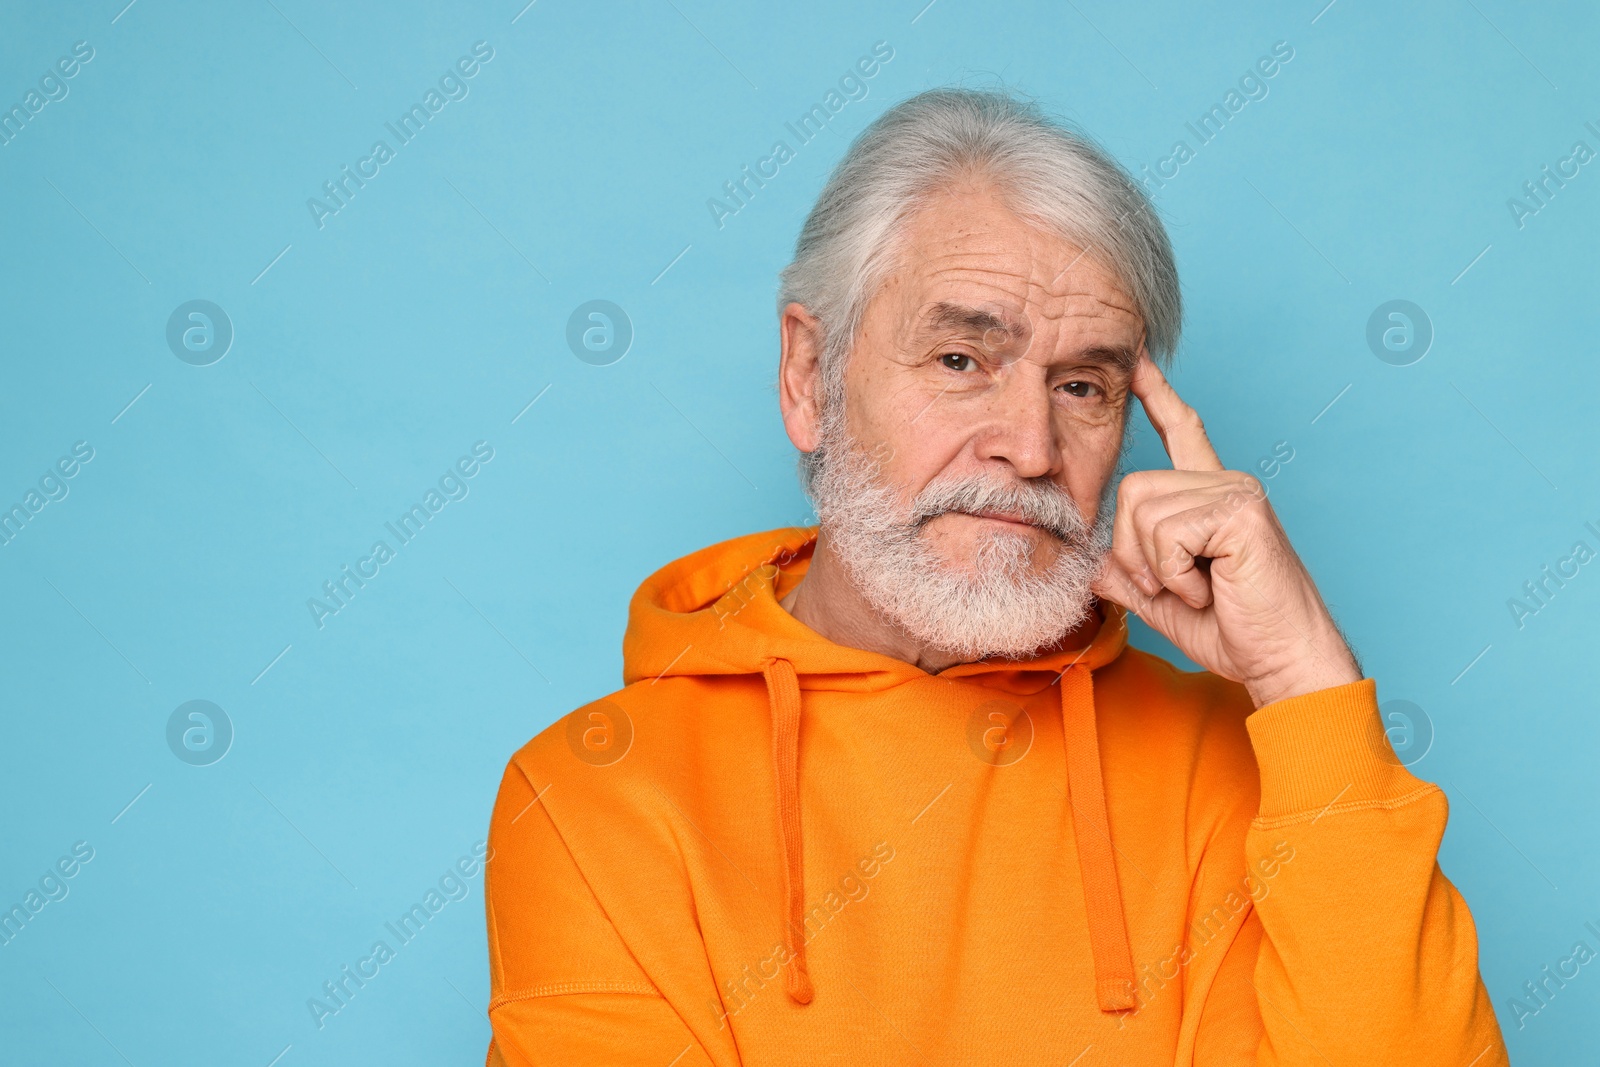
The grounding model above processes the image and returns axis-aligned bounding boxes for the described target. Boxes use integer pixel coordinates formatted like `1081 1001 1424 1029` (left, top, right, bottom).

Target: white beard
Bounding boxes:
806 428 1114 662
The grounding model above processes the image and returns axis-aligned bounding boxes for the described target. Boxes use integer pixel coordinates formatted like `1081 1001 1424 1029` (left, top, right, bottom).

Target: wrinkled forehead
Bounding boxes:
878 189 1147 358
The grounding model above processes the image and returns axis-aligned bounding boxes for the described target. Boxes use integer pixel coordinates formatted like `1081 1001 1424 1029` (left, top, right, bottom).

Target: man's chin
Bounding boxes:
885 569 1097 661
923 530 1065 582
924 558 1059 590
915 615 1083 664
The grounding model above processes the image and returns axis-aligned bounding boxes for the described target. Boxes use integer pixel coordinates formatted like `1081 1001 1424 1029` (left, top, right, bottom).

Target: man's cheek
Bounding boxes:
1060 401 1131 464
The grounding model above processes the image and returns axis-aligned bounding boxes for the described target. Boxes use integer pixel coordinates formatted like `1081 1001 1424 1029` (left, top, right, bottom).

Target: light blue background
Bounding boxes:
2 1 1596 1063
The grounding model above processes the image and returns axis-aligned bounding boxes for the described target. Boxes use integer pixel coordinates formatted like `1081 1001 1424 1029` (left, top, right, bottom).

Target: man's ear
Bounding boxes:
778 302 825 453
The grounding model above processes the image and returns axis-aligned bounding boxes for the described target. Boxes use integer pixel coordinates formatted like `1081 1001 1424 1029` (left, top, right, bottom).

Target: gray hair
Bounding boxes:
777 87 1181 491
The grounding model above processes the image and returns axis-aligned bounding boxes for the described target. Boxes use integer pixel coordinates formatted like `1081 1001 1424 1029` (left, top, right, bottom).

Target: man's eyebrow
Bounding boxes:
1075 344 1139 373
916 302 1026 340
916 302 1138 371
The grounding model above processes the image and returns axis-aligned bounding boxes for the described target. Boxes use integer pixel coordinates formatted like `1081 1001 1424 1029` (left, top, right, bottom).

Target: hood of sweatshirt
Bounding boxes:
619 524 1139 1012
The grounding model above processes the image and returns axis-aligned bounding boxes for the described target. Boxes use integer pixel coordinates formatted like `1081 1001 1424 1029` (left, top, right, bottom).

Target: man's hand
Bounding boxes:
1092 355 1362 708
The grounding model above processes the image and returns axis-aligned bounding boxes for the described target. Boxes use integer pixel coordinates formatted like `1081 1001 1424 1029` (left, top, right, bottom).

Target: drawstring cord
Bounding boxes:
759 655 1133 1012
1060 663 1137 1011
762 657 814 1004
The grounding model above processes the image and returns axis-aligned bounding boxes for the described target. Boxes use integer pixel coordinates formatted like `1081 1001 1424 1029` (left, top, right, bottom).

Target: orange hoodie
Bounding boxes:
483 526 1508 1065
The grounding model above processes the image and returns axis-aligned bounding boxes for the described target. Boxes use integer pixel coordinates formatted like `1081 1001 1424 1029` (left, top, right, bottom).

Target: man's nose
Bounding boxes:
973 376 1059 479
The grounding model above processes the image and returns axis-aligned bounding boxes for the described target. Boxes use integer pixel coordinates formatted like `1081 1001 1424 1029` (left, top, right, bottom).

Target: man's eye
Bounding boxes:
939 352 977 372
1060 380 1101 398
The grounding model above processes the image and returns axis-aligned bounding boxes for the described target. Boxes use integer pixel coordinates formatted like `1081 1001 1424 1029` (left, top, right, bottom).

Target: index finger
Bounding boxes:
1130 352 1224 472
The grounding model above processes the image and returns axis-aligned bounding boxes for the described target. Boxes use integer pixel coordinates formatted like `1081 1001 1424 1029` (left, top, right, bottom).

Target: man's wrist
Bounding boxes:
1244 640 1363 709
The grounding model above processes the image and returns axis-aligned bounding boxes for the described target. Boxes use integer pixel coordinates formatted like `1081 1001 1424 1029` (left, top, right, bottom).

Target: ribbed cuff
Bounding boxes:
1245 678 1424 821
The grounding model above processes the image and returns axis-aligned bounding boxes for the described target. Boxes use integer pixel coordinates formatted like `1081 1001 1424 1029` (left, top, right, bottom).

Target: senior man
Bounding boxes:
483 89 1508 1065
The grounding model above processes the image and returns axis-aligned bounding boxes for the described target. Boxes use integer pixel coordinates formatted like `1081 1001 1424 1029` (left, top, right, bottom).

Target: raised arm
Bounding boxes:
1096 356 1506 1063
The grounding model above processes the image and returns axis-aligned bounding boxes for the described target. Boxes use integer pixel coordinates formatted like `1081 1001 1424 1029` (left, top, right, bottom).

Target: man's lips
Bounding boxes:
926 508 1075 545
953 508 1036 528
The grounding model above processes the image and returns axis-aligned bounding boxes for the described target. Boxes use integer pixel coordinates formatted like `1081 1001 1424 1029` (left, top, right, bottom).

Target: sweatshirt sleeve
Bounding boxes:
1194 678 1508 1065
484 757 715 1067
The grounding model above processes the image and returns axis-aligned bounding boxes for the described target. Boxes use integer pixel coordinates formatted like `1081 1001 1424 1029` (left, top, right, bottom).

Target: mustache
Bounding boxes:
909 473 1093 545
